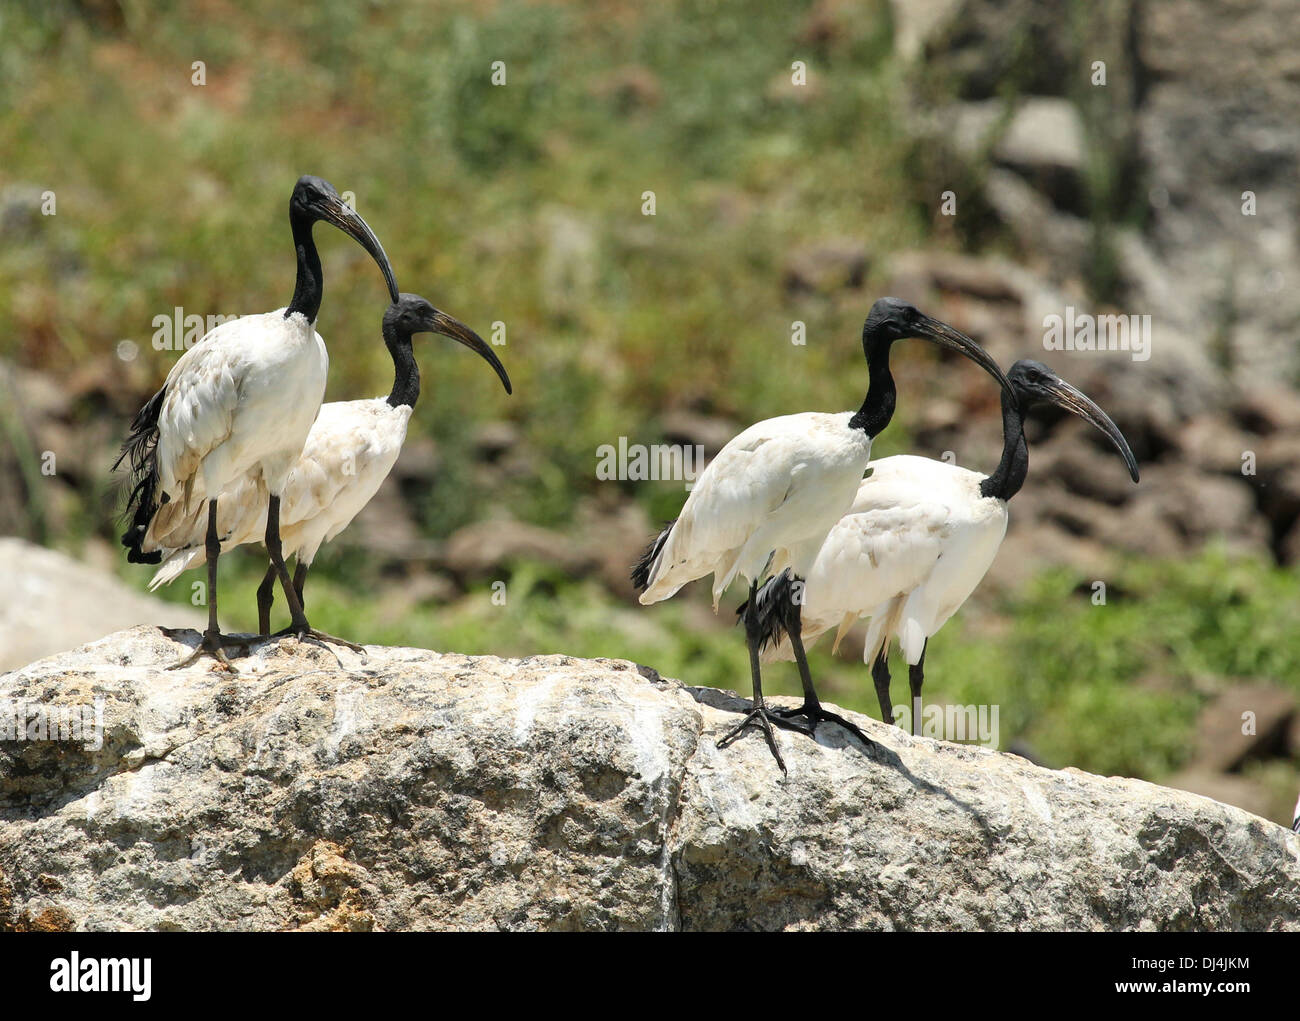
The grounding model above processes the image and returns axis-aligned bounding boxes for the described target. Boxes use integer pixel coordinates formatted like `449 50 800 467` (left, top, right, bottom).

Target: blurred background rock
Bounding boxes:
1 0 1297 825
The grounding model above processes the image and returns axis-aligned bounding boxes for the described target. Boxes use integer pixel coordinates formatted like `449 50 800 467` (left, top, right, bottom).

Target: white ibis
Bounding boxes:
632 298 1013 769
143 293 511 637
751 359 1139 733
115 175 399 670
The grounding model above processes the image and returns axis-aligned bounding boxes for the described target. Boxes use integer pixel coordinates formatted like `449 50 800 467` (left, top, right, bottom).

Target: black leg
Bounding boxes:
266 495 308 626
772 594 874 748
265 496 364 654
907 640 927 737
871 648 894 725
293 560 308 608
256 563 276 637
167 499 247 671
204 499 220 636
716 580 805 773
786 596 820 714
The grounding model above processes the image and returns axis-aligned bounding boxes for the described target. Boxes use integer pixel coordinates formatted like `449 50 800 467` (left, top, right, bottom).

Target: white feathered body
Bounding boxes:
146 309 328 548
638 412 873 608
764 454 1009 665
148 397 412 589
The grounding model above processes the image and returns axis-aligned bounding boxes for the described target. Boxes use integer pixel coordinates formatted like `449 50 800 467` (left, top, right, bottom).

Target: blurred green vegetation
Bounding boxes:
0 0 926 535
2 1 1297 819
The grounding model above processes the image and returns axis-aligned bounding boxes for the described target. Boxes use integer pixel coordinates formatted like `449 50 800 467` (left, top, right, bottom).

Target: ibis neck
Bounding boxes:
384 325 420 409
980 390 1028 502
848 341 896 438
286 213 323 323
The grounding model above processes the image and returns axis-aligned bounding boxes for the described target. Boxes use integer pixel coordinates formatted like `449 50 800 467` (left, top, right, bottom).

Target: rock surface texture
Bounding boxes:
2 627 1297 931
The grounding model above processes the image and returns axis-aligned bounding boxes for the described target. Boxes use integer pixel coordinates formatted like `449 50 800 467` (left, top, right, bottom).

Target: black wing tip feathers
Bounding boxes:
125 545 163 565
630 519 677 593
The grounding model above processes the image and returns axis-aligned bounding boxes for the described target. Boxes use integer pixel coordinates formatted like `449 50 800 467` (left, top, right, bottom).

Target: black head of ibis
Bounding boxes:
287 175 400 321
851 297 1013 439
981 358 1139 502
382 292 512 409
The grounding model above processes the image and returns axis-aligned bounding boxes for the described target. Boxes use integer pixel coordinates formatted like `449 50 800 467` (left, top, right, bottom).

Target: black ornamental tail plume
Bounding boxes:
630 519 677 593
113 385 167 564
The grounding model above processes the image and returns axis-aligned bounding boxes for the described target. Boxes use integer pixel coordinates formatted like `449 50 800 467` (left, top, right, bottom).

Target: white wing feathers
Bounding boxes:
639 412 870 608
155 337 245 510
785 496 956 658
148 399 408 589
147 310 328 529
762 455 1006 666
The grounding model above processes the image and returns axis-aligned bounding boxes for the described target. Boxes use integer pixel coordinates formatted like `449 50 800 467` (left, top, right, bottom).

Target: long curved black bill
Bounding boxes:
322 200 400 304
1041 377 1140 482
427 310 513 395
913 314 1015 402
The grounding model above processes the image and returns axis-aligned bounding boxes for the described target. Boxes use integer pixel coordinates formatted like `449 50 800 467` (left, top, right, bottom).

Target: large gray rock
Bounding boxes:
994 98 1087 179
0 538 204 673
1134 0 1300 382
1 627 1297 931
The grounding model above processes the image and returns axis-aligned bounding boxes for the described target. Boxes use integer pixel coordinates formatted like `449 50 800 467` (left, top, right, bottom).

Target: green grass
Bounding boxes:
0 0 924 535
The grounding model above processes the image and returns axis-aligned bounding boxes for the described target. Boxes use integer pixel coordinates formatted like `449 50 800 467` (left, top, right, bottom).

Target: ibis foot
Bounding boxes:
164 628 250 673
773 700 875 750
273 624 366 656
717 705 812 773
